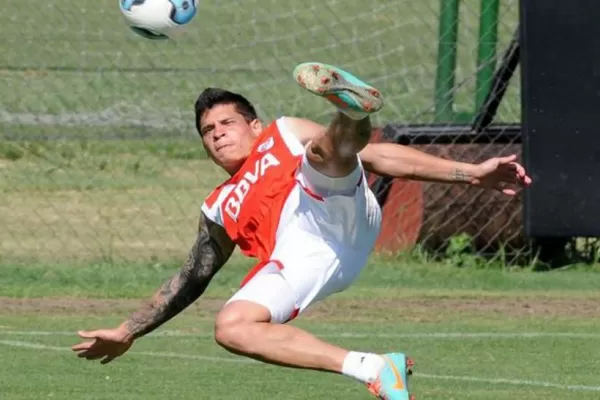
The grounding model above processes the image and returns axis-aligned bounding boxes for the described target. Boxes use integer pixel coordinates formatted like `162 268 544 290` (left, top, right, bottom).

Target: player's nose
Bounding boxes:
213 126 227 140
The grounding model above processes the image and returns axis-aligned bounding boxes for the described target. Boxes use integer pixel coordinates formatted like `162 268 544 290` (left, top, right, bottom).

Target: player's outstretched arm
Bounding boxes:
71 212 235 364
359 142 532 195
123 212 235 338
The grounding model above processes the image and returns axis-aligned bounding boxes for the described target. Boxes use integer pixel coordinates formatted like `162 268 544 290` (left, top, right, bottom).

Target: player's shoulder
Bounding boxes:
275 116 325 147
260 116 305 156
203 179 235 209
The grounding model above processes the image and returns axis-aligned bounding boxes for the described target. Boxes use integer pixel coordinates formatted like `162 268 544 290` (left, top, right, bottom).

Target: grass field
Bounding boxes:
3 260 600 399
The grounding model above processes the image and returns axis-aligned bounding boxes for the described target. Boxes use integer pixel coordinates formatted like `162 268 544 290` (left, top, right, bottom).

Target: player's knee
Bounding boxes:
311 114 372 161
306 145 359 178
214 301 270 352
214 309 246 350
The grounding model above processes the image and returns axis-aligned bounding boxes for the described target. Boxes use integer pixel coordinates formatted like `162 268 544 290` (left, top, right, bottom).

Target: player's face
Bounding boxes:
199 103 263 174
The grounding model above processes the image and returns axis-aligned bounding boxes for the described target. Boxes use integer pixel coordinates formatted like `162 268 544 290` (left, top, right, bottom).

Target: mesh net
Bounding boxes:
0 0 524 264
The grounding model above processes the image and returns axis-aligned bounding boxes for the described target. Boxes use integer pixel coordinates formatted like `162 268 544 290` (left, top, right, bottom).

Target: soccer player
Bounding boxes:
72 62 531 399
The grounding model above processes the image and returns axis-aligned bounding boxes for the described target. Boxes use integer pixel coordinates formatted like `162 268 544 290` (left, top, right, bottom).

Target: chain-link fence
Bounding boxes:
0 0 523 264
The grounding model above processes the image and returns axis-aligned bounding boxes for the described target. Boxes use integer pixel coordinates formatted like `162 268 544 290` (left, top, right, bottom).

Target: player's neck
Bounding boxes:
224 161 245 176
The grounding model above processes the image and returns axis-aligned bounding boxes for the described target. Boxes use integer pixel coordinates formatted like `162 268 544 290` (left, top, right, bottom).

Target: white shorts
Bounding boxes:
225 153 382 323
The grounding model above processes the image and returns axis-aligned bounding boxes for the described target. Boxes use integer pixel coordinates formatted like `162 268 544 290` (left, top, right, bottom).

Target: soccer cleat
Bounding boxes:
293 62 384 119
366 353 414 400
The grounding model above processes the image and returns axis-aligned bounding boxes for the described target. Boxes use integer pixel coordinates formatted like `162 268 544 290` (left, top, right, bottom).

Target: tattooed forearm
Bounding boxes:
451 168 473 183
123 212 235 339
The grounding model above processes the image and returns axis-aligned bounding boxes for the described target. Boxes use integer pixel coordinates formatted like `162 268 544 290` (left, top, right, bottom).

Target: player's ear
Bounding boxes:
249 119 263 136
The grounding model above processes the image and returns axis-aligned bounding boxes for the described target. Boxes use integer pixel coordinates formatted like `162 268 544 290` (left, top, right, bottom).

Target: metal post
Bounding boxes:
434 0 460 122
475 0 500 110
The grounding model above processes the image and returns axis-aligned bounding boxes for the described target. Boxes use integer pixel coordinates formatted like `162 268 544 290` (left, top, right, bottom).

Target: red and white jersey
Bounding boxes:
202 117 383 308
201 116 382 277
202 116 383 317
201 117 306 261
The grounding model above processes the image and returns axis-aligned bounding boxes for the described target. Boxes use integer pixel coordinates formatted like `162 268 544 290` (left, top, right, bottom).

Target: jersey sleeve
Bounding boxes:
200 184 234 227
274 117 306 156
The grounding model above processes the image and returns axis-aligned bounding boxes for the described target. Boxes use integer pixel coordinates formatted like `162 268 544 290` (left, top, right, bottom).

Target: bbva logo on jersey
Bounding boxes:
224 152 281 221
257 136 274 153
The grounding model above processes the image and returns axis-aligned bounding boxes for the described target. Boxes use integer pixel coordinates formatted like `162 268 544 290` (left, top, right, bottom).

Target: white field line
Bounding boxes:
2 339 600 393
1 330 600 339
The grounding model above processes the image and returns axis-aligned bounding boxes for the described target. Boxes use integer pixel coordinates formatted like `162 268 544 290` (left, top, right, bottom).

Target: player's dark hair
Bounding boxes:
194 88 258 136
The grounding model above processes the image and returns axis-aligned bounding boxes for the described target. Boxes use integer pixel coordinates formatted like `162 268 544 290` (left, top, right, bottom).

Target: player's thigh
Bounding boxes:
224 261 298 324
271 233 370 315
224 242 363 324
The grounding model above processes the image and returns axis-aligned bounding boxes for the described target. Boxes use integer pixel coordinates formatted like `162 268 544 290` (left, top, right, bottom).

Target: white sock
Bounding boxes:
341 351 386 384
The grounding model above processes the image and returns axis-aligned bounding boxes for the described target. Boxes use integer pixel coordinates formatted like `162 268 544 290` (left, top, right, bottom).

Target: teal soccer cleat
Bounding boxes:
293 62 384 119
366 353 414 400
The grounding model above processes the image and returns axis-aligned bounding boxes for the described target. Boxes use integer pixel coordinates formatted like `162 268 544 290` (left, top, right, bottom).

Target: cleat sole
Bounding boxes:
293 62 383 114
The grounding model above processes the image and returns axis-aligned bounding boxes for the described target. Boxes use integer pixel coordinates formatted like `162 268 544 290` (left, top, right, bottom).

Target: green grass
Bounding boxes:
2 261 600 400
4 256 600 299
1 0 522 139
3 316 600 400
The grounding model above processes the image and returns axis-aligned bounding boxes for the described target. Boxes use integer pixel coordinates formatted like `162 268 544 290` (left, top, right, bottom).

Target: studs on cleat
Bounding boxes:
321 77 330 84
312 65 320 72
331 71 340 80
410 395 416 400
369 88 380 97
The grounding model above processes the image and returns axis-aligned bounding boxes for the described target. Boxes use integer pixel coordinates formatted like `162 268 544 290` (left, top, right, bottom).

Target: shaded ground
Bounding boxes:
2 295 599 322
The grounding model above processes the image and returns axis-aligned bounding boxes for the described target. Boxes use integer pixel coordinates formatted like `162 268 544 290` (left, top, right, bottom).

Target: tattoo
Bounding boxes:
124 212 235 339
451 168 472 183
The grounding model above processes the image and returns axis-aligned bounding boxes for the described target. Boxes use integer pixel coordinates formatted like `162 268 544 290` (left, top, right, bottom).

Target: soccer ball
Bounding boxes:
119 0 198 40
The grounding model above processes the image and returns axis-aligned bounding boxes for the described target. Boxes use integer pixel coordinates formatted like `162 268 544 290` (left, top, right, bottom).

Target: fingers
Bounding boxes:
495 156 533 184
495 162 532 187
71 341 94 352
77 330 101 339
513 162 525 177
78 351 105 360
497 154 517 164
509 162 533 185
74 348 103 359
493 180 520 197
72 341 120 363
101 355 117 365
71 340 100 357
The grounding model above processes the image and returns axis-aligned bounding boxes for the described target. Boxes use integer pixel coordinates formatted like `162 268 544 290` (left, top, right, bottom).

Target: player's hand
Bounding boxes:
471 154 532 196
71 326 134 364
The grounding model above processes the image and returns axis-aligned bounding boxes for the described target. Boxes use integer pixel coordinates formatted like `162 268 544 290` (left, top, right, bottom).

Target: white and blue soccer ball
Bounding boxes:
119 0 198 40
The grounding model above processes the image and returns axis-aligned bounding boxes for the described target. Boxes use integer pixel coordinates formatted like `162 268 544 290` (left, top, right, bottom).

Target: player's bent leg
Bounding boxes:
214 269 348 372
214 273 415 399
214 267 390 384
306 113 371 178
